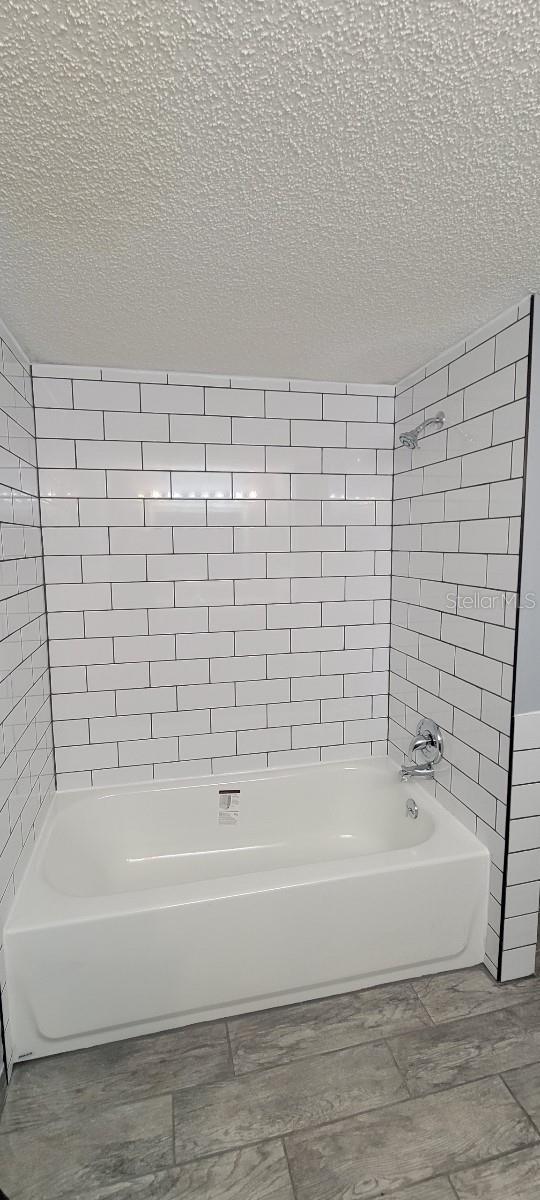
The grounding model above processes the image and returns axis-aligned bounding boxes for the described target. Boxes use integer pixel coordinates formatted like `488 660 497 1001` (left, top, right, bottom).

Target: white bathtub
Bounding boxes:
6 757 489 1061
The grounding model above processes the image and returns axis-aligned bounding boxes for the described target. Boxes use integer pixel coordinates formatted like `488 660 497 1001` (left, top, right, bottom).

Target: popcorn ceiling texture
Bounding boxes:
1 0 539 380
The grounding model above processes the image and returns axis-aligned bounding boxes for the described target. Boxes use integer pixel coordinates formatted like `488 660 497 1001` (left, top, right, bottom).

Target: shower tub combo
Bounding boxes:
6 757 489 1060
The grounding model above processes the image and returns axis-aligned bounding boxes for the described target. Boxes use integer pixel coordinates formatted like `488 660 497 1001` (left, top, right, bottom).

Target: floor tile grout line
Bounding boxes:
382 1034 414 1099
170 1071 540 1169
409 986 437 1026
6 977 540 1134
223 1019 236 1077
280 1134 300 1200
8 1050 530 1150
499 1069 540 1138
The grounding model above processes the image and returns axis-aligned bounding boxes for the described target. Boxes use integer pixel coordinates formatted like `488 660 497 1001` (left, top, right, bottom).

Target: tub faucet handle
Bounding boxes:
408 733 430 756
400 718 444 782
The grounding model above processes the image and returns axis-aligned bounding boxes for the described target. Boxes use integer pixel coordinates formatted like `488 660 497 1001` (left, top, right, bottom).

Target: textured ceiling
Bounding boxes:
0 0 539 382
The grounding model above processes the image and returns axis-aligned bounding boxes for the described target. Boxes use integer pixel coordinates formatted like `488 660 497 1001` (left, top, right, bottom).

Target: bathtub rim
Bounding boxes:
6 755 489 932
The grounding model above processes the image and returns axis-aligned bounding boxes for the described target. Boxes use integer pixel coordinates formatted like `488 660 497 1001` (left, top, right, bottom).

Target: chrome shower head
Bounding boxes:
399 411 445 450
399 430 419 449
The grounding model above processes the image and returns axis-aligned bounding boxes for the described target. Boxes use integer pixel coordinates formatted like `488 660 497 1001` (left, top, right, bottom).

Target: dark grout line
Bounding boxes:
281 1134 300 1200
499 1070 540 1138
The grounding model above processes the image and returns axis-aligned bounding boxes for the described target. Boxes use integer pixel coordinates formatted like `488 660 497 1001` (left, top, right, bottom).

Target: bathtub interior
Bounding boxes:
41 759 436 897
5 755 490 1059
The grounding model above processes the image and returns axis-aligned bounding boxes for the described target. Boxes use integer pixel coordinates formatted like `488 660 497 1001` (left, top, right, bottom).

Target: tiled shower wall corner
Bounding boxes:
389 297 531 978
506 712 540 981
33 368 394 789
0 327 54 1078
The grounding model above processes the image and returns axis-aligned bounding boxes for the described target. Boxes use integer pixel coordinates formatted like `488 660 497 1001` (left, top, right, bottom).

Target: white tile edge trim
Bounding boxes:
396 294 532 395
31 362 396 395
0 316 30 370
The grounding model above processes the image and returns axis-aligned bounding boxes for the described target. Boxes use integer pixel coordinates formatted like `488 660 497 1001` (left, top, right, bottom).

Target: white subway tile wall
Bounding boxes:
0 331 54 1077
34 369 394 790
389 302 531 978
506 710 540 979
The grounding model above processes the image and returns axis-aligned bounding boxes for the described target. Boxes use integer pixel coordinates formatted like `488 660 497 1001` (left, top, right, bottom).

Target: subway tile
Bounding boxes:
55 742 118 772
79 498 144 525
237 726 291 754
266 390 321 419
348 422 393 449
205 387 264 416
104 411 168 441
291 527 343 551
143 443 205 471
209 552 265 579
461 443 512 488
141 384 204 413
36 408 103 440
209 604 266 632
37 439 76 468
323 448 376 474
233 472 290 499
236 678 289 705
495 317 530 369
76 440 142 469
113 634 175 662
32 377 73 408
266 445 321 473
90 714 151 743
267 602 320 629
174 527 232 553
233 417 289 445
178 631 234 660
147 554 207 581
112 582 174 608
212 704 266 732
106 470 171 498
292 419 345 447
170 414 231 444
291 473 345 500
207 500 265 525
145 497 205 526
152 658 209 686
448 339 495 391
40 463 106 496
322 500 375 525
179 731 236 759
87 662 150 690
346 475 392 500
149 607 208 634
236 629 289 655
177 682 235 710
207 445 265 472
109 527 172 553
267 551 321 577
82 555 146 583
266 500 321 525
152 709 210 737
323 394 377 421
46 582 111 611
119 736 179 766
210 655 266 683
291 626 343 652
235 578 290 604
493 397 527 445
73 380 140 411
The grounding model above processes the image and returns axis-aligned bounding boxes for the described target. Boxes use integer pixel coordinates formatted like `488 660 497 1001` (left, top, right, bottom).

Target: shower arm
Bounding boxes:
399 411 445 448
415 415 444 438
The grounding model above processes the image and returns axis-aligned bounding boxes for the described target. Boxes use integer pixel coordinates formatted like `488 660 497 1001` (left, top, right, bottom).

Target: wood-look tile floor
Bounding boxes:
3 963 540 1199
